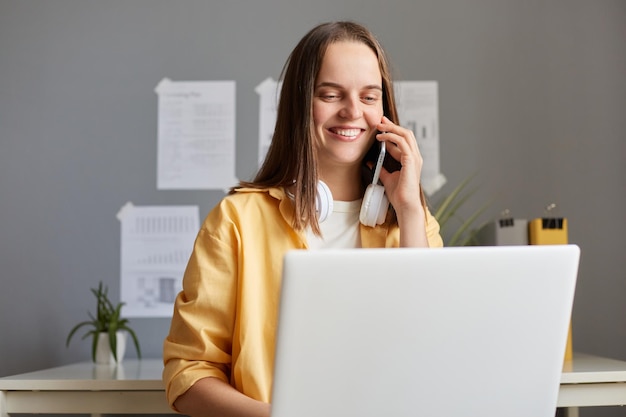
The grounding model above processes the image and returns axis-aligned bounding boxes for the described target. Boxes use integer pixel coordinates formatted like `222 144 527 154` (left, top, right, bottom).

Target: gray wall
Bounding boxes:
1 1 625 416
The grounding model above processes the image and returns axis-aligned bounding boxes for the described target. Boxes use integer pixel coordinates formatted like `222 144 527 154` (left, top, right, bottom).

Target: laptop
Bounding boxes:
271 245 580 417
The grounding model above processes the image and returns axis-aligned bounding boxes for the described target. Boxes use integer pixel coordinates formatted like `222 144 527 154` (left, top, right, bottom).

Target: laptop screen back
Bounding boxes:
271 245 579 417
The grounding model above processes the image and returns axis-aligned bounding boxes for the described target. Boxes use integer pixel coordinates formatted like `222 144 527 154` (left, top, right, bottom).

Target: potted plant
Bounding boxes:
66 281 141 364
432 174 492 246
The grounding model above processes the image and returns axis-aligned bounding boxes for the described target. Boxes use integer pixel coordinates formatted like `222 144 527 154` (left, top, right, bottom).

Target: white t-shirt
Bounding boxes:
307 200 362 249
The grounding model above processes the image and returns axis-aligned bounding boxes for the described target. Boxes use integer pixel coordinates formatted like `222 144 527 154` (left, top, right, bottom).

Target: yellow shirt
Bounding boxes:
162 187 443 409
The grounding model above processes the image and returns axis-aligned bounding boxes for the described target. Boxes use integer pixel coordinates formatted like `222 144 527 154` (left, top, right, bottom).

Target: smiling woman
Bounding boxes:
162 21 443 417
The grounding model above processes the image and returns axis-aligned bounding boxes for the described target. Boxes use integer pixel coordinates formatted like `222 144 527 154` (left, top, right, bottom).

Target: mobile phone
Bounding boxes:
363 135 401 180
382 145 401 173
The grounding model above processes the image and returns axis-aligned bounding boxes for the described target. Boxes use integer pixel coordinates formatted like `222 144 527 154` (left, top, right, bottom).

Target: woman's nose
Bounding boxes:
339 96 363 120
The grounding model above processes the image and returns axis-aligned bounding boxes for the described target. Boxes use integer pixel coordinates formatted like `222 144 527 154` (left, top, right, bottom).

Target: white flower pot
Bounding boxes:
95 331 127 364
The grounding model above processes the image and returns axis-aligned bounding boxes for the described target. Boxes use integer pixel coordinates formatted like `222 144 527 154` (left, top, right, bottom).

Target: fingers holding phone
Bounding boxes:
376 116 422 171
375 116 423 212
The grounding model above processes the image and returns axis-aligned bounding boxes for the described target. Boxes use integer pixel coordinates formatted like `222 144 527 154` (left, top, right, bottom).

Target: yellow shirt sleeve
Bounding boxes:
162 226 238 408
163 189 303 409
425 206 444 248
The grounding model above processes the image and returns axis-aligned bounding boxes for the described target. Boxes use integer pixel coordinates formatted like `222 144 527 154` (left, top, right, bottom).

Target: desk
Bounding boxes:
2 353 626 416
0 359 172 416
560 353 626 417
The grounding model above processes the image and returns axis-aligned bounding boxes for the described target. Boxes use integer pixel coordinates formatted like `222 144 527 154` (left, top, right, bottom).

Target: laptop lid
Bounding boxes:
271 245 579 417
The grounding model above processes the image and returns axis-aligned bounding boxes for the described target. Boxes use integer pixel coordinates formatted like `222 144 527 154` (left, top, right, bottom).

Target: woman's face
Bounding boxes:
312 41 384 174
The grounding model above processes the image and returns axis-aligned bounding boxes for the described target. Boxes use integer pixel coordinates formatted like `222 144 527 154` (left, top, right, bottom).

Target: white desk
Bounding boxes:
559 352 626 417
0 359 172 416
2 353 626 416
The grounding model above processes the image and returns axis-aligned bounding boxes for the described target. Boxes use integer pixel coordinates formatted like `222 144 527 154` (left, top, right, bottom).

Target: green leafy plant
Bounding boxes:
431 174 492 246
66 281 141 362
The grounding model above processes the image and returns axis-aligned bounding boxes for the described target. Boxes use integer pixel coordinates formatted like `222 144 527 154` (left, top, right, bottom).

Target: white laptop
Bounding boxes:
271 245 580 417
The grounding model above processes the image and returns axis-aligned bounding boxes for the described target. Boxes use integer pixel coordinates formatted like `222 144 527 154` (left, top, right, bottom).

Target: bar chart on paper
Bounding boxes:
117 202 199 317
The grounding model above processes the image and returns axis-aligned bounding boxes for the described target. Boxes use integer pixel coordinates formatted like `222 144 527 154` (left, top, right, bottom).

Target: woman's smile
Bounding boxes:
328 126 366 141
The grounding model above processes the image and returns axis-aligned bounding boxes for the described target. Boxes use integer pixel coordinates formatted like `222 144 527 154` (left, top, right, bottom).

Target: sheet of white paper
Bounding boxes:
255 77 282 167
155 78 238 190
394 81 446 195
117 202 199 317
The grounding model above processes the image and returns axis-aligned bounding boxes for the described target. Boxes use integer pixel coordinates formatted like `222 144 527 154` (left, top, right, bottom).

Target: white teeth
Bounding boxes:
335 129 360 137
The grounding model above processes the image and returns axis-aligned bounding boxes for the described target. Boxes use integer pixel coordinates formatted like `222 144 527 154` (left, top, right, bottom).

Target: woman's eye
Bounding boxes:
316 89 341 100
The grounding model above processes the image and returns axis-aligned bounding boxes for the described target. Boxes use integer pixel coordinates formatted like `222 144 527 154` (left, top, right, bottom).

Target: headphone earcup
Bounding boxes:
315 180 333 223
359 184 389 227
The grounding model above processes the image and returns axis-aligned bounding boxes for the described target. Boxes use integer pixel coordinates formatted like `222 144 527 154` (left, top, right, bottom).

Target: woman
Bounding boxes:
163 21 443 417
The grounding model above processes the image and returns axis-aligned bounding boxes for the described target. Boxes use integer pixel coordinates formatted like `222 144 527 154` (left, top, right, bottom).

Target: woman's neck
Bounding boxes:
320 167 363 202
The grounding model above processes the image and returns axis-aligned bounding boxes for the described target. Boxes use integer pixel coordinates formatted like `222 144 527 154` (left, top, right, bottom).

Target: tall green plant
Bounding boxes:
431 175 492 246
66 281 141 362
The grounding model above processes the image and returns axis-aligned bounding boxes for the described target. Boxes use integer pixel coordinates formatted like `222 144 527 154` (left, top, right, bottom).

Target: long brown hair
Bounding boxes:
237 21 400 235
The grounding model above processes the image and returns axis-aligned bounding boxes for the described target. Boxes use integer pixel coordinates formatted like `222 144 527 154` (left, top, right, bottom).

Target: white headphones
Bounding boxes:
316 142 389 227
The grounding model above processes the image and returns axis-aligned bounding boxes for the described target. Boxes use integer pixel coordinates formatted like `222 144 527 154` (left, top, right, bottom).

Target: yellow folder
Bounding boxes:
529 217 568 245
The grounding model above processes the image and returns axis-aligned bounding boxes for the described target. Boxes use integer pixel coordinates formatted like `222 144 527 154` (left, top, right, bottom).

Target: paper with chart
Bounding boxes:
155 78 238 190
117 202 199 317
394 81 446 195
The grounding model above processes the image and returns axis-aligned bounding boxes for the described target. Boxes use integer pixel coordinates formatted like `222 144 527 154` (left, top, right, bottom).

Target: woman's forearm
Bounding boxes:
174 377 271 417
397 205 429 248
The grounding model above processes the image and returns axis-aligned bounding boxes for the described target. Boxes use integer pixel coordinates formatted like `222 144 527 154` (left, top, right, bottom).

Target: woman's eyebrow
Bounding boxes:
315 82 343 90
315 81 382 91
